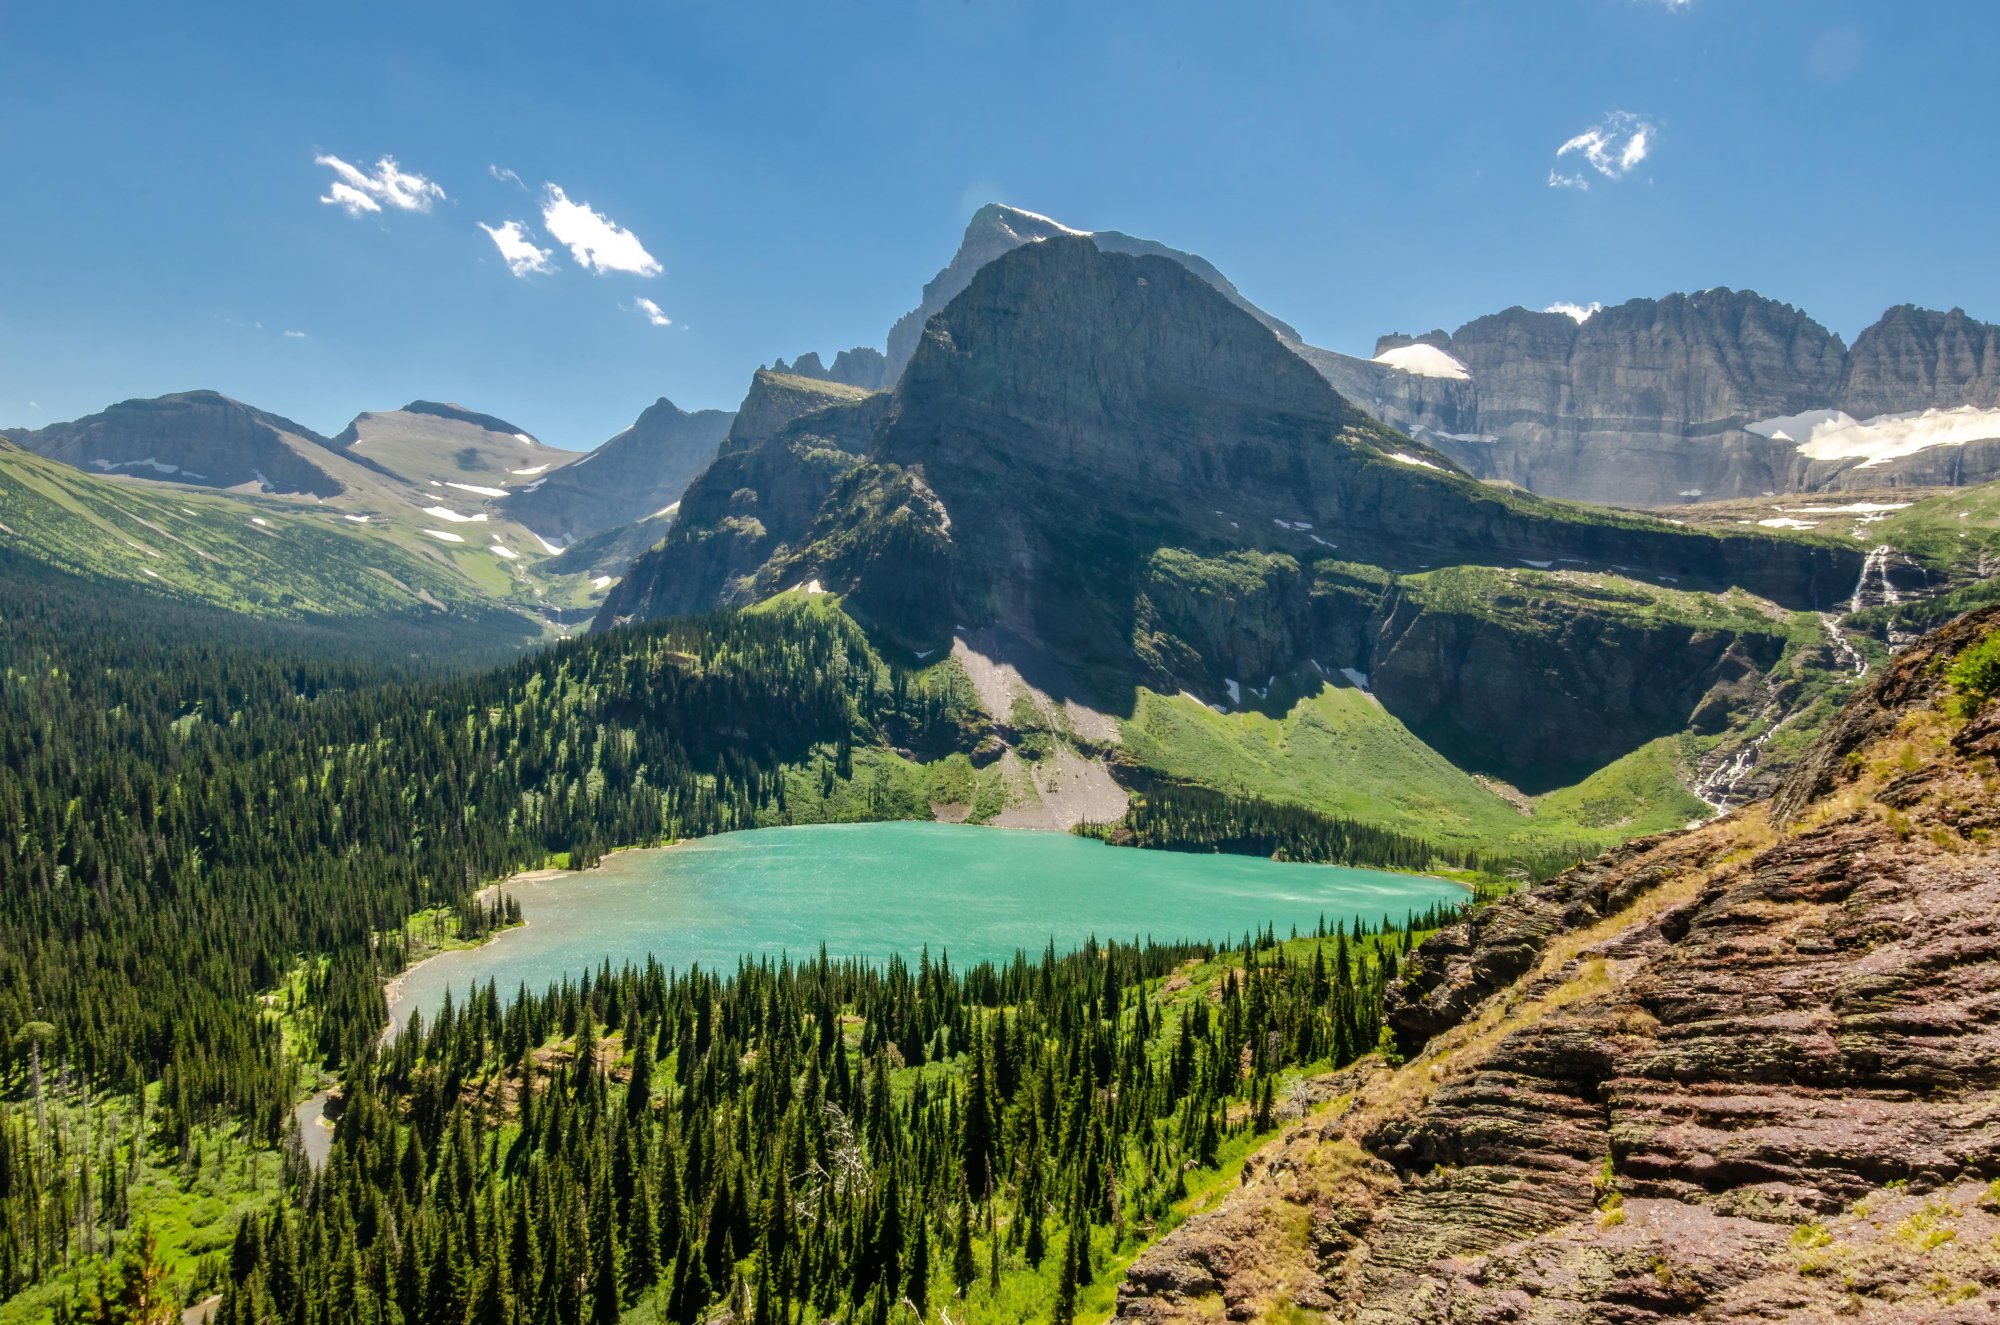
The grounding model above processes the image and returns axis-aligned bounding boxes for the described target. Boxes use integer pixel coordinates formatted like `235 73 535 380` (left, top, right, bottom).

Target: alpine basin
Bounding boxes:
389 822 1466 1027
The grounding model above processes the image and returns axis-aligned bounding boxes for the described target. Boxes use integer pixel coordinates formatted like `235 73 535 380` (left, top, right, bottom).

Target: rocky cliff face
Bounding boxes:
861 204 2000 507
1117 606 2000 1324
881 203 1298 381
608 236 1861 783
504 397 733 543
719 369 879 456
6 390 347 497
1840 305 2000 417
769 347 893 392
1355 297 2000 505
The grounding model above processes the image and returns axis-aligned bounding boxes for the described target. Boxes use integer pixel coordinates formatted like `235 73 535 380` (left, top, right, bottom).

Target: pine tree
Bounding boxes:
1052 1227 1078 1325
951 1200 976 1298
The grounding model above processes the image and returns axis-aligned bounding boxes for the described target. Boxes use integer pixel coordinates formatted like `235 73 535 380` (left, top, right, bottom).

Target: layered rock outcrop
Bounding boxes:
1117 606 2000 1324
1353 296 2000 505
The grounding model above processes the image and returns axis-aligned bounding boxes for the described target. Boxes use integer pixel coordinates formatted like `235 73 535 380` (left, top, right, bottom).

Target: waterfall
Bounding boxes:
1849 544 1901 614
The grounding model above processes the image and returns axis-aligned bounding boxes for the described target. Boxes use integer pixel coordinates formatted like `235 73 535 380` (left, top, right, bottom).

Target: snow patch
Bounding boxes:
490 542 519 560
1519 559 1553 569
1308 534 1336 548
342 514 371 523
1758 517 1819 530
421 529 466 543
1386 451 1444 471
1223 678 1242 706
250 517 270 527
591 575 615 589
1338 668 1371 692
1779 501 1911 515
528 530 566 555
142 568 161 579
91 456 198 477
445 482 509 498
1435 431 1499 444
1371 343 1470 380
422 505 489 523
1749 405 2000 467
513 433 535 445
508 464 550 476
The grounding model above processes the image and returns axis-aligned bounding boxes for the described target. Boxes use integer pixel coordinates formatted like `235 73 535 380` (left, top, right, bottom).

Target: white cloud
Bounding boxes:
478 220 556 277
1544 301 1601 323
634 297 672 327
283 329 309 339
489 164 525 188
315 154 445 216
541 185 662 276
1548 111 1654 190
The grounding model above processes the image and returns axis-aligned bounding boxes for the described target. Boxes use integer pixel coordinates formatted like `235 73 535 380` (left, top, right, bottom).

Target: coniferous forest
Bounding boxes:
0 552 1481 1321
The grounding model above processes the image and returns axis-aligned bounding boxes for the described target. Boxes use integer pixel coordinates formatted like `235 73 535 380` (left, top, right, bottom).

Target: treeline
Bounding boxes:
214 920 1426 1325
1079 784 1596 885
1078 783 1465 872
0 552 981 1161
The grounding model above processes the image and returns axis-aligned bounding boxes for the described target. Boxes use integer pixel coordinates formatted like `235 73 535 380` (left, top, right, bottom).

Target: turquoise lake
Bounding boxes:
387 822 1467 1027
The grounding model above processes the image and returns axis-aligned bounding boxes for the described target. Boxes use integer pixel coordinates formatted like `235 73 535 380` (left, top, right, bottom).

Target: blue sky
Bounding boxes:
2 1 1993 446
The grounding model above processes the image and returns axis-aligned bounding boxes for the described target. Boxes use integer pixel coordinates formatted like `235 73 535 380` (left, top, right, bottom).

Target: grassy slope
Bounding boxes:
1118 683 1708 858
1876 478 2000 568
0 440 598 635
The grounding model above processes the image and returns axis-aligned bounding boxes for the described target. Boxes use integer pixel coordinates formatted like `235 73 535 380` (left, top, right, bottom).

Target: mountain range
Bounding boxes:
6 202 1999 836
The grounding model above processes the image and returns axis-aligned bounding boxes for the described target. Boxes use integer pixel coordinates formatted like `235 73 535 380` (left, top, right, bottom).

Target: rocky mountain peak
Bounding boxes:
1840 303 2000 417
883 203 1297 381
892 234 1345 452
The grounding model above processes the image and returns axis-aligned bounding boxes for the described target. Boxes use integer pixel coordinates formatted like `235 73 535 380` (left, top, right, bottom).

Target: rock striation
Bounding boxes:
1117 605 2000 1324
1343 296 2000 505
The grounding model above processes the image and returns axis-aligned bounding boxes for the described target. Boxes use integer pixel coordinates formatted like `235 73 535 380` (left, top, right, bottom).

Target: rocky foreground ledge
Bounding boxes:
1117 607 2000 1323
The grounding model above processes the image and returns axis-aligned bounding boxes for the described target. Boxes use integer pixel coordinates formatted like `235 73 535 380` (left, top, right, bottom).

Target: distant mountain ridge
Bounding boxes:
503 397 734 543
5 389 349 497
1341 293 2000 505
842 204 2000 507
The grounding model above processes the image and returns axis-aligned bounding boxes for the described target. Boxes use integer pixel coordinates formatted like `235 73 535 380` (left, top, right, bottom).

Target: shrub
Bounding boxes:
1946 629 2000 717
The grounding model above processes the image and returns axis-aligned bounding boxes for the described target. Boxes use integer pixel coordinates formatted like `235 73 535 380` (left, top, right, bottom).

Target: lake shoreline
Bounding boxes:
378 820 1472 1040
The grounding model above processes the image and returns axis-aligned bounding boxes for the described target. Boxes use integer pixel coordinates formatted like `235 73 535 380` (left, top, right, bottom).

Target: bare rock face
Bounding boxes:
6 389 346 497
1342 296 2000 506
719 369 878 456
882 203 1298 381
769 346 893 392
1117 606 2000 1324
1840 305 2000 417
503 396 733 543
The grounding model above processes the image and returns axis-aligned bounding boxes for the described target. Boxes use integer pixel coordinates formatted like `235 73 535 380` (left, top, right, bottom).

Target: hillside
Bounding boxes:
1 396 620 639
5 389 351 496
1115 605 2000 1323
0 437 542 642
607 236 1868 837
